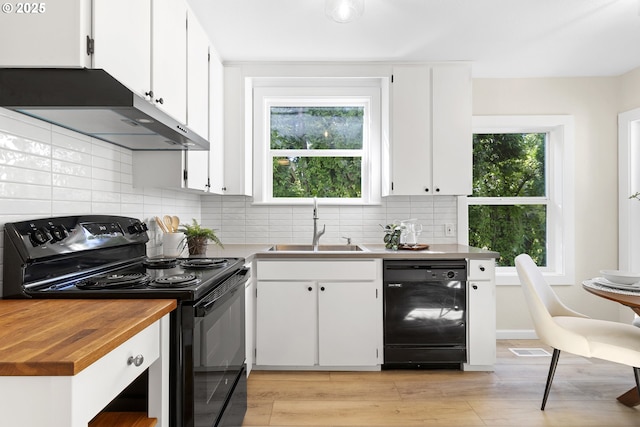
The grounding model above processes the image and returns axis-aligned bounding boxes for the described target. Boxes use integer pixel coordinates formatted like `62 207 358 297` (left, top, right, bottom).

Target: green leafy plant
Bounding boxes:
381 223 404 250
178 219 223 255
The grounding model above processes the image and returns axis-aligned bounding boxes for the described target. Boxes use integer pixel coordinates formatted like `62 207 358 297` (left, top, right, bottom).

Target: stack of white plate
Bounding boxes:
596 270 640 290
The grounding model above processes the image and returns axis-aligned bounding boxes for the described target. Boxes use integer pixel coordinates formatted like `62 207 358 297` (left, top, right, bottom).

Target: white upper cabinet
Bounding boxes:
208 51 226 194
222 65 252 196
184 6 211 192
92 0 151 97
96 0 187 124
151 0 187 124
390 66 432 195
0 0 91 67
388 64 472 196
432 65 473 195
186 6 209 139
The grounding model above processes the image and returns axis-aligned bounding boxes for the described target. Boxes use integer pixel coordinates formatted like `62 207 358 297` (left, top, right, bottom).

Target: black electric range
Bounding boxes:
2 215 248 427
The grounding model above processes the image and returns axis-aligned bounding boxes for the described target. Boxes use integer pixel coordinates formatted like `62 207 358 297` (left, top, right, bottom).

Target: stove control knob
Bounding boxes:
446 270 456 279
127 222 146 234
49 225 68 242
29 227 50 246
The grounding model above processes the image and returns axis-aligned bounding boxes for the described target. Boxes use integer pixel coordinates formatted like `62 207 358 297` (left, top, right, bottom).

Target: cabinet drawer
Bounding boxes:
468 259 495 281
257 260 379 281
77 320 161 419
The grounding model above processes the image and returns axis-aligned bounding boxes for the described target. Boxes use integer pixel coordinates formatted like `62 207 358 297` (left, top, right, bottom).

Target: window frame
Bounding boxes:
465 115 575 285
252 80 382 205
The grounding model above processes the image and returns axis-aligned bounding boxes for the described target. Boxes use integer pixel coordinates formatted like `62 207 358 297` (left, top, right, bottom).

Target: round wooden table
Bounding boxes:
583 283 640 316
583 281 640 406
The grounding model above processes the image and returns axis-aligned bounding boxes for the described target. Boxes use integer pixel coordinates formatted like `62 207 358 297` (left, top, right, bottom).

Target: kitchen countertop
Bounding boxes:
206 243 499 261
0 299 176 376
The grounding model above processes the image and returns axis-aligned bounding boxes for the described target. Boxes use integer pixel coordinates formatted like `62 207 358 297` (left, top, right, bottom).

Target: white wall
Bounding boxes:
474 72 640 332
0 108 202 296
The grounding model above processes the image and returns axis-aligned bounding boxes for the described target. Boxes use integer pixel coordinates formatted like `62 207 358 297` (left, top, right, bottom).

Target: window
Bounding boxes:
468 116 575 285
253 80 383 204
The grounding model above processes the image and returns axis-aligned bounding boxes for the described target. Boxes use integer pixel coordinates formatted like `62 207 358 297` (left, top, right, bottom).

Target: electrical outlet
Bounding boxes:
445 223 455 237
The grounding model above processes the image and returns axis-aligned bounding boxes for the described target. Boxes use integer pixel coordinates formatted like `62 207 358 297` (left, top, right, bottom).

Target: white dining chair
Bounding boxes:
515 253 640 410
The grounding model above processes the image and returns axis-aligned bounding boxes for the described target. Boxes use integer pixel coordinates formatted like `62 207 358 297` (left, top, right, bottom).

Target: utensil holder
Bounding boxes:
163 232 186 257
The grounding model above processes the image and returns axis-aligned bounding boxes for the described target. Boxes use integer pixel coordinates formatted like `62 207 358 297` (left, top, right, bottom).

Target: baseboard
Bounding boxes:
496 329 538 340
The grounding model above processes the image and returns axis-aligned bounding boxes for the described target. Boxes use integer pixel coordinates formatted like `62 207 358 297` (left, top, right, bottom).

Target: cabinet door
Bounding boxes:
0 0 90 67
318 282 381 366
186 7 209 139
223 65 252 196
467 281 496 366
432 65 472 195
185 8 210 194
256 281 316 366
93 0 151 97
152 0 187 123
185 151 209 191
390 66 432 195
208 51 226 194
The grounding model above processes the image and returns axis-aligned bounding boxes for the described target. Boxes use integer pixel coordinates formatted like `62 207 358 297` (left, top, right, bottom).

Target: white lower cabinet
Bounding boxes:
318 281 380 366
256 281 316 366
255 260 382 368
466 259 496 370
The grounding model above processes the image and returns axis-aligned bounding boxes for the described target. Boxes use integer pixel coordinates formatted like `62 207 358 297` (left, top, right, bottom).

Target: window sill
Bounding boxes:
497 270 575 286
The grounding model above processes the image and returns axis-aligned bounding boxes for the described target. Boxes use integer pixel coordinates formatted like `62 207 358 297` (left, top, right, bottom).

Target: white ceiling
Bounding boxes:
186 0 640 78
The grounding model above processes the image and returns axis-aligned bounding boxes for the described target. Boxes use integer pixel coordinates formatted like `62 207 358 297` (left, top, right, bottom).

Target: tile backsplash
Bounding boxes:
0 107 458 296
0 108 202 296
200 194 458 246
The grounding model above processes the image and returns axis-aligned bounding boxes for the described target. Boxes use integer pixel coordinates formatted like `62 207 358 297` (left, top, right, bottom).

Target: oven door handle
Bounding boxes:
195 268 249 316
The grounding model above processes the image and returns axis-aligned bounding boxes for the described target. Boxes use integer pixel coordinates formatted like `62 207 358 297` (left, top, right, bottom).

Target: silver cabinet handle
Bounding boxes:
127 354 144 367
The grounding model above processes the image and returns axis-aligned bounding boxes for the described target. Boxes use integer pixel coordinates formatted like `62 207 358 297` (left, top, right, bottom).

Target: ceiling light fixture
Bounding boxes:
325 0 364 24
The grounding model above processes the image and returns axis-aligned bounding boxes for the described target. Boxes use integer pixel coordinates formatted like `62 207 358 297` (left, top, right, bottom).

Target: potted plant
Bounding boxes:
381 223 404 250
179 219 223 256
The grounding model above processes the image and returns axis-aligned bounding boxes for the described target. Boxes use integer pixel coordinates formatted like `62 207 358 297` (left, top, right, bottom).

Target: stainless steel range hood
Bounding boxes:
0 68 209 151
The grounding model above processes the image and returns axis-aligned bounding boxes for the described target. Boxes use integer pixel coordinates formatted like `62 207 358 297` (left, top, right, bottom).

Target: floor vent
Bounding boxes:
509 348 551 357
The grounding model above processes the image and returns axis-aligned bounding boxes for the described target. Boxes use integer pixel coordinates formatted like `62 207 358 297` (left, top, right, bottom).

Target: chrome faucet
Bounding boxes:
312 197 325 251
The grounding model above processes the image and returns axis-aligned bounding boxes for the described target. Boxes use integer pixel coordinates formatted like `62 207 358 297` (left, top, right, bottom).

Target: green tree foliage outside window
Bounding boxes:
469 133 547 267
270 106 364 198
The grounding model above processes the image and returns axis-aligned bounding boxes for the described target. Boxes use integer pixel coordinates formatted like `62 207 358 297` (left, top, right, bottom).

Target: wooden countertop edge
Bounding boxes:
0 299 177 377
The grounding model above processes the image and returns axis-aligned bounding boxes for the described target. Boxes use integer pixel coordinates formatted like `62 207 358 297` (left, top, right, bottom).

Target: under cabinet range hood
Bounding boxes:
0 68 209 151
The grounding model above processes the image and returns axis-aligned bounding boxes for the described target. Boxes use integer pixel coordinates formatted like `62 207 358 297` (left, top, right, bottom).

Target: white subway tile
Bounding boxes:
0 115 51 144
1 199 50 215
0 182 50 199
52 187 91 202
1 148 51 171
52 174 92 190
51 129 91 153
52 146 92 165
0 165 51 185
52 159 90 177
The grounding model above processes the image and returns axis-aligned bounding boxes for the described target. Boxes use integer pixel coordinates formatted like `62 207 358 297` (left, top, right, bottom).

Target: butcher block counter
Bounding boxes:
0 299 176 427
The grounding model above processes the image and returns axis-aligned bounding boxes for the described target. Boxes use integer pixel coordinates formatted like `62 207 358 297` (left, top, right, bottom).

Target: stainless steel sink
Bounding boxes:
268 244 365 252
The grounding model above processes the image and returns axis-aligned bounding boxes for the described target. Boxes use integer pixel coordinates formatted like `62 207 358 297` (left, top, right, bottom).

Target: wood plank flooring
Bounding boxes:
242 340 640 426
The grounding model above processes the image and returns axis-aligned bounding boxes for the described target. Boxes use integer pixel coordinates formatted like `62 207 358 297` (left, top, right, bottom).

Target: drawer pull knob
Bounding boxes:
127 354 144 367
479 265 485 271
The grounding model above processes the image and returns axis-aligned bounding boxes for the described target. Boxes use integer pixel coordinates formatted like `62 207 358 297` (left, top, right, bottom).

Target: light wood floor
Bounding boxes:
242 340 640 426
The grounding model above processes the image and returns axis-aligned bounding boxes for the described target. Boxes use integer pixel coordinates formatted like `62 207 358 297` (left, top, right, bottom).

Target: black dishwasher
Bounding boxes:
383 259 467 369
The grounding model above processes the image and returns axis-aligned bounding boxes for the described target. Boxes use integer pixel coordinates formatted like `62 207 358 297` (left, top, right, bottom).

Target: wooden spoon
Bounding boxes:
171 216 180 232
155 216 168 233
163 215 174 232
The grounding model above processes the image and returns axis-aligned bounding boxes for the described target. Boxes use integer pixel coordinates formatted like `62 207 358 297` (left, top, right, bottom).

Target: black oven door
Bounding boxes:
187 268 248 427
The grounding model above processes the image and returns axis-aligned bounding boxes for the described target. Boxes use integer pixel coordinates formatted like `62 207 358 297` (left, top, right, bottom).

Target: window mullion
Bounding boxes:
468 197 549 205
270 149 363 158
